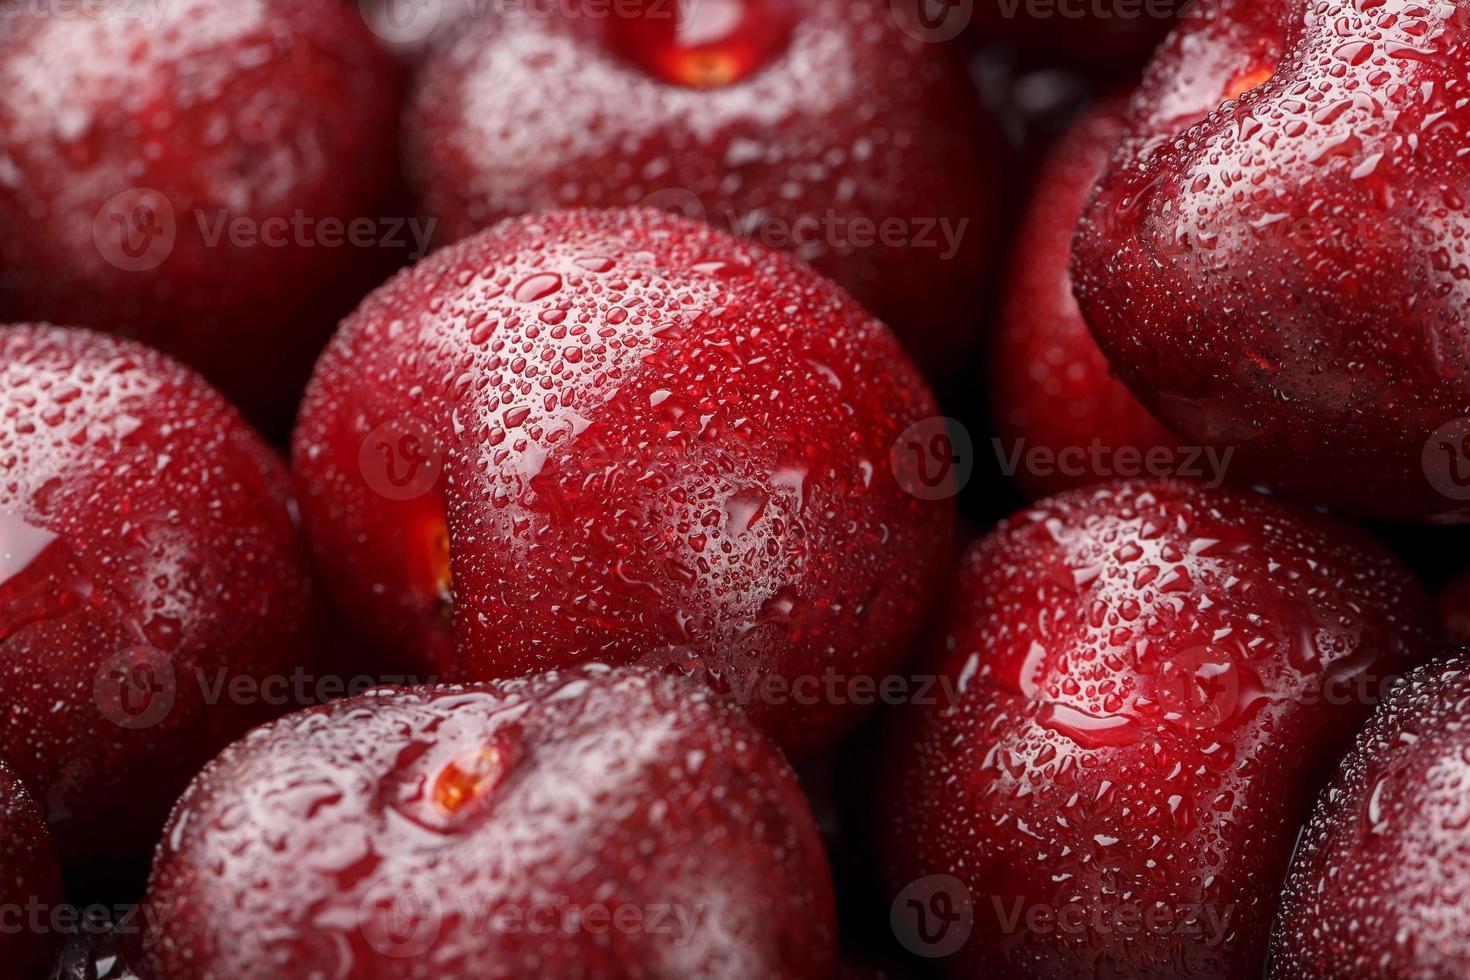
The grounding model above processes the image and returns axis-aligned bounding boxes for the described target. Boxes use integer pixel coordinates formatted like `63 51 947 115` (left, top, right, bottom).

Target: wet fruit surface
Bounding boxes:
0 324 317 864
879 479 1433 978
0 0 401 431
0 759 63 979
141 666 836 979
404 0 1001 375
991 95 1178 497
1072 0 1470 521
1271 654 1470 977
292 207 955 760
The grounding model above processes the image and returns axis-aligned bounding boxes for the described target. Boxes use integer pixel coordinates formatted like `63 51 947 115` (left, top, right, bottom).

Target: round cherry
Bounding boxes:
1073 0 1470 521
291 207 955 760
0 324 319 864
0 0 401 431
141 666 837 978
1271 653 1470 977
880 479 1433 978
404 0 1002 375
990 95 1177 498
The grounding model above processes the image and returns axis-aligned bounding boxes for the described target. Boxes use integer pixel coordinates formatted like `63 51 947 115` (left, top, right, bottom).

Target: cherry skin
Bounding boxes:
959 0 1181 72
1439 568 1470 644
1270 653 1470 977
140 666 837 979
1073 0 1470 521
0 324 319 865
0 760 63 980
403 0 1002 376
990 95 1178 498
0 0 401 432
879 479 1434 978
291 207 955 761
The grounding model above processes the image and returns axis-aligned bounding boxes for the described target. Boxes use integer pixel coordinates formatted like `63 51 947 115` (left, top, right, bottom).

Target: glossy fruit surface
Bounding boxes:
1270 654 1470 977
292 207 954 760
142 666 837 980
1072 0 1470 521
0 324 317 864
0 759 63 980
991 95 1177 497
404 0 1001 374
879 479 1433 978
0 0 401 431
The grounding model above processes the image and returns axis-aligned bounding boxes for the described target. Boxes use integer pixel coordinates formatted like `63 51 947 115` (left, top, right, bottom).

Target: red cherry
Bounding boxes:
1271 653 1470 977
404 0 1003 375
292 207 955 760
991 95 1178 497
1072 0 1470 521
141 667 837 978
0 0 402 432
879 479 1434 977
0 760 62 979
0 324 319 865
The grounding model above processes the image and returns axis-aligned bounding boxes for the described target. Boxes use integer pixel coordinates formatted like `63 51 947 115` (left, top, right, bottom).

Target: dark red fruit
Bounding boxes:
292 207 954 760
0 324 318 864
960 0 1181 71
1439 568 1470 645
1073 0 1470 521
141 666 837 979
0 759 63 979
0 0 401 430
879 479 1433 978
991 96 1178 498
838 956 909 980
404 0 1001 374
1270 654 1470 977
